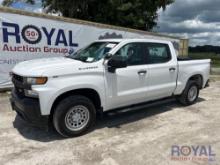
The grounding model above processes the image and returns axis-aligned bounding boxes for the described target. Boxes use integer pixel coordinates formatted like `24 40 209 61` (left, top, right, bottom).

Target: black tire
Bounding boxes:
53 95 96 137
176 81 199 106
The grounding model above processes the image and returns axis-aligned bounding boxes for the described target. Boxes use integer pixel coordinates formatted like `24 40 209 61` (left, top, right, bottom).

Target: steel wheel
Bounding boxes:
65 105 90 131
176 81 200 106
187 86 198 102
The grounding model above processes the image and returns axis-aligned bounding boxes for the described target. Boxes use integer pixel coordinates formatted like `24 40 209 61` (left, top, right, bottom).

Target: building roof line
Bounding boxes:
0 6 181 40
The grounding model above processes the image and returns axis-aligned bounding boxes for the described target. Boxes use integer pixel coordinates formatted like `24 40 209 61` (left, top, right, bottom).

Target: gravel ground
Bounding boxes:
0 81 220 165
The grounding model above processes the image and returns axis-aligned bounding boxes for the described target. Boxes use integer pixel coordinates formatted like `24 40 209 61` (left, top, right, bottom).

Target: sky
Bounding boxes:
154 0 220 46
0 0 218 46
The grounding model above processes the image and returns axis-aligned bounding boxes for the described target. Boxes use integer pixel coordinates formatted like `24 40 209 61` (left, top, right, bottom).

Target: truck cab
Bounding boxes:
10 39 210 137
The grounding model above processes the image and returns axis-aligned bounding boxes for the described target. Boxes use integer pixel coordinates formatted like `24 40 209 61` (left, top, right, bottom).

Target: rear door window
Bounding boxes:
144 43 171 64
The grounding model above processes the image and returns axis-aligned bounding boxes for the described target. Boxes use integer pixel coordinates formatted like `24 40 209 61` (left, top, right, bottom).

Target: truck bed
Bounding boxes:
174 59 211 95
177 57 195 61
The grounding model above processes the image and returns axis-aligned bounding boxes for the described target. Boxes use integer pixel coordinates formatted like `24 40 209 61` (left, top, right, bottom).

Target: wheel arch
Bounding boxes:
50 88 102 120
187 74 203 89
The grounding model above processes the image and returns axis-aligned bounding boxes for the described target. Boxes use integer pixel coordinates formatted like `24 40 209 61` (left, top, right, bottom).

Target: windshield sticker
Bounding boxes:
86 57 94 62
106 43 117 48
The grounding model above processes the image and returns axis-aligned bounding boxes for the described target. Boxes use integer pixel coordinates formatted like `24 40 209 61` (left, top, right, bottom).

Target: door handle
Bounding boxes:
138 70 147 75
169 67 176 72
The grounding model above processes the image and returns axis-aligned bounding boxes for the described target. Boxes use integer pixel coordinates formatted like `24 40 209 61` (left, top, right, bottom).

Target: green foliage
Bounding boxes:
1 0 174 30
2 0 14 6
2 0 34 6
189 52 220 68
42 0 174 30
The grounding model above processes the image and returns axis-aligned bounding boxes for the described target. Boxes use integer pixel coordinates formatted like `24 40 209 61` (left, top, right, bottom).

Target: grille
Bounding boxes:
12 74 25 97
12 74 24 83
15 86 25 97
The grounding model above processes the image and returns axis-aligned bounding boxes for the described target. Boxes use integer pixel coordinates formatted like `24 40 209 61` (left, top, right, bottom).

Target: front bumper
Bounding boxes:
10 89 49 129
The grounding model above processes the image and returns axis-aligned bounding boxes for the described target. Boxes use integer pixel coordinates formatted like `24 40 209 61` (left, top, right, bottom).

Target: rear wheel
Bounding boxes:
177 81 199 106
53 95 96 137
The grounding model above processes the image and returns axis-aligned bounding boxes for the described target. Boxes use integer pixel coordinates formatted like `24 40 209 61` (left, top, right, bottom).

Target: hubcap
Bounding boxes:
65 105 90 131
188 86 198 102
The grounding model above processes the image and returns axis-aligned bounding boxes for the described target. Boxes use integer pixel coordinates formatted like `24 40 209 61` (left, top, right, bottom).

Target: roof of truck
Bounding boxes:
96 38 172 44
96 39 123 42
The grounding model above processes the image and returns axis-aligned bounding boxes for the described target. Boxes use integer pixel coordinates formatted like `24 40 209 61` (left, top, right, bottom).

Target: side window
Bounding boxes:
115 43 145 66
146 43 171 64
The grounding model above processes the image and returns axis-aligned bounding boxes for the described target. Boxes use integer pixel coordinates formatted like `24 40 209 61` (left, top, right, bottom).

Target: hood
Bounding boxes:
12 57 92 77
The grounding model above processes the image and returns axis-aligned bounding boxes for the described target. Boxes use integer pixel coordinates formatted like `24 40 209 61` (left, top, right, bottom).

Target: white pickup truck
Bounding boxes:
10 39 210 137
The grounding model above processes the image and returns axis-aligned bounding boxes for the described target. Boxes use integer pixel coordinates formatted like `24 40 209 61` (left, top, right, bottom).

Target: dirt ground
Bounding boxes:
0 81 219 165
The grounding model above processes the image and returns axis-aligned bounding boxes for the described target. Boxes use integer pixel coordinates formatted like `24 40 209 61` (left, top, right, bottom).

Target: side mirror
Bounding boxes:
107 55 127 73
104 53 113 60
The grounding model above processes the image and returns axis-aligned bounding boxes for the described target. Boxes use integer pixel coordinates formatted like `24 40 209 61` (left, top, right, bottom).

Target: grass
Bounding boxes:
189 52 220 68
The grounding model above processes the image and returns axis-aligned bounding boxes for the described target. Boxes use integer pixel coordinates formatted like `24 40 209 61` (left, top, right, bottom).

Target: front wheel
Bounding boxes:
53 95 96 137
176 81 199 106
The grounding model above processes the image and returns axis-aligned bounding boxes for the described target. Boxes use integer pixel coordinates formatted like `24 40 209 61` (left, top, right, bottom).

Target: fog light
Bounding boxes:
24 90 38 98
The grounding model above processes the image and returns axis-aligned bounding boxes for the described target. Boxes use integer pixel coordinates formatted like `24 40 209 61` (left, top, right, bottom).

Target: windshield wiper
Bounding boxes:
68 56 90 63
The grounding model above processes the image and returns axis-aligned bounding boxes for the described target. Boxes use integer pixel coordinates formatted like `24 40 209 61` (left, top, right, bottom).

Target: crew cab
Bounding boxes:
10 39 210 137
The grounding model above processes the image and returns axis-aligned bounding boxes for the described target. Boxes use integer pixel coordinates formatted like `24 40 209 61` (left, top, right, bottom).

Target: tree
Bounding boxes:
2 0 34 6
2 0 174 30
42 0 174 30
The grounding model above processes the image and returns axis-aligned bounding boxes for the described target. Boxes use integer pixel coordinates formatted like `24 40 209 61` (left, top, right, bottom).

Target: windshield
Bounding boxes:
67 42 118 62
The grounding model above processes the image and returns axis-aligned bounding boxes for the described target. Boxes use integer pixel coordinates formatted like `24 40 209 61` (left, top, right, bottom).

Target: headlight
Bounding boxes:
25 77 48 85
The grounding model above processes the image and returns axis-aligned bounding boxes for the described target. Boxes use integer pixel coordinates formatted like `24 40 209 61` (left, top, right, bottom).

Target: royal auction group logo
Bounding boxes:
171 145 216 163
1 22 79 54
